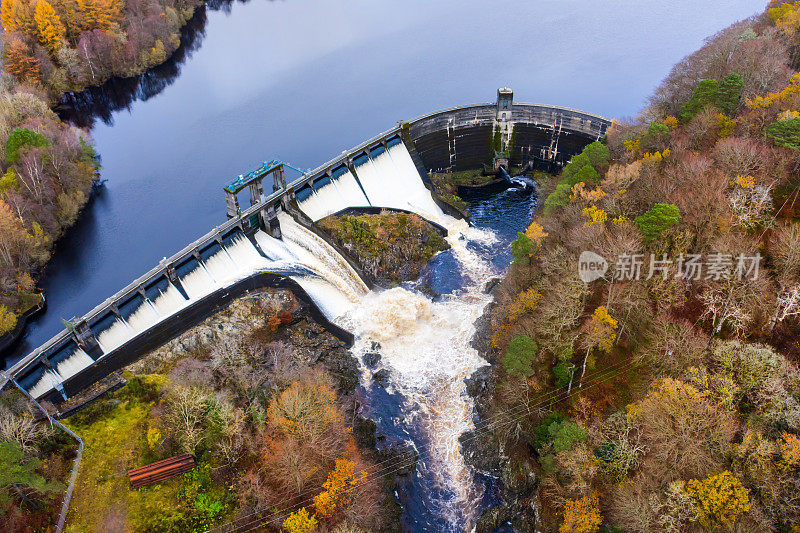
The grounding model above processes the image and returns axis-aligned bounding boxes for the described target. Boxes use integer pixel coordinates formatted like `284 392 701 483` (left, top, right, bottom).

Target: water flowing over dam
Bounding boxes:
6 91 609 530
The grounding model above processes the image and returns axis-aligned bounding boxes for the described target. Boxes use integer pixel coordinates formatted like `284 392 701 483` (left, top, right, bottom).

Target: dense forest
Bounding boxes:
2 0 203 96
480 2 800 531
0 0 207 337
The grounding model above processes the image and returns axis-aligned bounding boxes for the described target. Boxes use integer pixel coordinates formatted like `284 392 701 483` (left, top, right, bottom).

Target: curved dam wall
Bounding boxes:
5 91 610 404
407 102 609 171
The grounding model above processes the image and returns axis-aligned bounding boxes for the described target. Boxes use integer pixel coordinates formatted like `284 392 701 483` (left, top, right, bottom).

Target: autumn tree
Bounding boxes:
312 459 367 518
3 39 41 82
76 0 122 32
1 0 15 31
683 471 751 528
0 306 18 334
282 507 317 533
578 306 618 386
34 0 66 54
560 492 602 533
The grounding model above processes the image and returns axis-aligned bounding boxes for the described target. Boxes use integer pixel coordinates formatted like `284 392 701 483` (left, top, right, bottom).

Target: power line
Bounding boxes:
211 356 639 533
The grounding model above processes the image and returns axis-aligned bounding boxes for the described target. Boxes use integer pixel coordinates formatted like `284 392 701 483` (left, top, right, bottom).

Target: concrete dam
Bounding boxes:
4 89 610 406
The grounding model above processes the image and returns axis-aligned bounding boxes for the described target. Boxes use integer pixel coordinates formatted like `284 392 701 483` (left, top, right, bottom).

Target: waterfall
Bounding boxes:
180 264 217 300
334 169 370 210
125 299 160 335
28 370 64 399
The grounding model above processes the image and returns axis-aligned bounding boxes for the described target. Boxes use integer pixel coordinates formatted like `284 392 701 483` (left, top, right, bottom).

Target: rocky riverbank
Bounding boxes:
462 286 539 533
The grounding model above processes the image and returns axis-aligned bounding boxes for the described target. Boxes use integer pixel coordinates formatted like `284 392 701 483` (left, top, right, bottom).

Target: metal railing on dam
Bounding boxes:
4 89 610 403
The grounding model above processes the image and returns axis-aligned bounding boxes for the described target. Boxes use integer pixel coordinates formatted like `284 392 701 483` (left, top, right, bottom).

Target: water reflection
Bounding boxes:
56 1 256 128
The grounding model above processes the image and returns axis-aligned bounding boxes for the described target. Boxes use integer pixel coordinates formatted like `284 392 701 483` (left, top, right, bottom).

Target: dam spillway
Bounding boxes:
3 90 610 406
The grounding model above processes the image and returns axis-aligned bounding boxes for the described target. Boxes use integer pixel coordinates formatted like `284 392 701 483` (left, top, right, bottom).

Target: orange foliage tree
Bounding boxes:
3 39 40 82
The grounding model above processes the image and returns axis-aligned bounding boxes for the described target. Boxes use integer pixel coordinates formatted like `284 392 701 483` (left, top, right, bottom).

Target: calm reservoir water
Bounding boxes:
5 0 763 363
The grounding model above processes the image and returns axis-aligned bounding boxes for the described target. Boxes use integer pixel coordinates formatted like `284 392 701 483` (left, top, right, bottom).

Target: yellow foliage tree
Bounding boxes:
312 459 367 518
1 0 15 31
76 0 121 31
0 305 18 335
779 431 800 469
560 492 602 533
581 205 608 226
34 0 66 54
507 287 542 321
683 470 750 527
589 306 618 352
282 507 318 533
525 221 548 245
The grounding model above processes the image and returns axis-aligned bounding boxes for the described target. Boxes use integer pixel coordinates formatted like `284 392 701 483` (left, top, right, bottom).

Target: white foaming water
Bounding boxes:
277 212 369 304
57 348 94 380
125 299 160 334
203 248 237 284
97 318 133 353
337 214 495 529
297 171 372 222
150 283 188 317
181 264 217 300
28 370 64 399
333 169 370 210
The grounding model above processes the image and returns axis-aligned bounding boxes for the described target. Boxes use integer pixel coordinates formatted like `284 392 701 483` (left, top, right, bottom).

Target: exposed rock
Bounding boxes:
373 368 391 387
483 277 502 293
466 294 539 533
363 351 381 368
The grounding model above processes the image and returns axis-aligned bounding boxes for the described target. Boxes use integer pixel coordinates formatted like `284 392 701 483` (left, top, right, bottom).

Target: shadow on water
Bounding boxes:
55 0 255 128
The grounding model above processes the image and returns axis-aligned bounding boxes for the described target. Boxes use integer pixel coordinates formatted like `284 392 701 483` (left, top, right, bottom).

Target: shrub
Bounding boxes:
550 420 588 453
511 233 536 265
544 183 573 214
5 127 50 164
553 361 574 388
634 203 680 241
502 335 538 378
